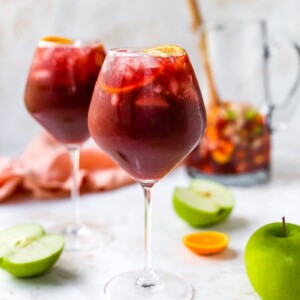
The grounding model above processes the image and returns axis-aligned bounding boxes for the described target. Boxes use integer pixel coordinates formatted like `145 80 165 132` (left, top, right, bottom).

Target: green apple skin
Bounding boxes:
0 224 64 278
173 179 234 227
245 222 300 300
1 234 64 278
173 188 233 227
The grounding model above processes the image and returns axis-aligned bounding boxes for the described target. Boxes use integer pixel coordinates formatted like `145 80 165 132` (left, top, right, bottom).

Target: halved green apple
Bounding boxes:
173 179 234 227
0 223 64 278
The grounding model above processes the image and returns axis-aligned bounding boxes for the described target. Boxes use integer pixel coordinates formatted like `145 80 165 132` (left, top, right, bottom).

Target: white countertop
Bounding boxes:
1 146 300 300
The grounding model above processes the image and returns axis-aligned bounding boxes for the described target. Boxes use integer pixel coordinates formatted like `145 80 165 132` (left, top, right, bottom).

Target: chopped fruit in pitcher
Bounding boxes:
186 101 270 175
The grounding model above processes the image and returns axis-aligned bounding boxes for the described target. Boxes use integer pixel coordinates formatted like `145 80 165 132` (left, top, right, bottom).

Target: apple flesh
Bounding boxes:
0 223 64 278
173 179 234 227
245 222 300 300
0 224 44 258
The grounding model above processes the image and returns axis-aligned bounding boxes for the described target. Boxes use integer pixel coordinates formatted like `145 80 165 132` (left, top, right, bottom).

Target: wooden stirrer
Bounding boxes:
187 0 220 107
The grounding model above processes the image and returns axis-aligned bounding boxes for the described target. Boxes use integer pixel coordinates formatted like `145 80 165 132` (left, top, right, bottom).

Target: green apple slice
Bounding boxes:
173 179 234 227
0 224 45 258
0 224 64 278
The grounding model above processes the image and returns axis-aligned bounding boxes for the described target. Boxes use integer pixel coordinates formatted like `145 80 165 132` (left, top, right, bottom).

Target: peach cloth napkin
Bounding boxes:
0 132 134 202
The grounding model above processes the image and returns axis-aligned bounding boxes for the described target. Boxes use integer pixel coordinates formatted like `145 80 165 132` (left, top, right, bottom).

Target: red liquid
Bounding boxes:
186 102 271 175
88 48 206 181
25 42 106 145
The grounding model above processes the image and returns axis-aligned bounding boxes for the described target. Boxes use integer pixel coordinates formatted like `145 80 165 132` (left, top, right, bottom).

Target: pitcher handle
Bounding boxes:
266 39 300 131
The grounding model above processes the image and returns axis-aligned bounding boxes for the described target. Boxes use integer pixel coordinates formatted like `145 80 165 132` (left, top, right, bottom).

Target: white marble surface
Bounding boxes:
1 146 300 300
1 1 300 299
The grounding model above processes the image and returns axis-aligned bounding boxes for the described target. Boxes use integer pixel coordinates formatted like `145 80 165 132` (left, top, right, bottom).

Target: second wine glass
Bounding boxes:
24 36 110 251
88 46 207 299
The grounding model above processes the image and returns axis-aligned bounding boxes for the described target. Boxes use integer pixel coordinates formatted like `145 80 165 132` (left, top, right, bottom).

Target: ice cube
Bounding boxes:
182 85 197 101
127 57 141 71
135 94 169 108
101 60 110 74
40 48 54 62
32 70 52 81
153 84 164 94
111 94 119 106
124 66 135 80
144 56 161 69
169 78 179 95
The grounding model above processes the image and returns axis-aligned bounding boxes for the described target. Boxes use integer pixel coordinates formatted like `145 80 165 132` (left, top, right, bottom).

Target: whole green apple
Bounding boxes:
245 220 300 300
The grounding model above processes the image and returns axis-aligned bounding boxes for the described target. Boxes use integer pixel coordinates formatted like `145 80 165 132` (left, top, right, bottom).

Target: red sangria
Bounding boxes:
24 36 107 251
25 36 106 145
88 46 206 300
89 46 206 182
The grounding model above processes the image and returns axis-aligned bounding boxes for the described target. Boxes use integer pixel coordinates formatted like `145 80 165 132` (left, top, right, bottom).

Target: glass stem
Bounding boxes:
137 182 160 288
68 146 82 227
144 183 153 272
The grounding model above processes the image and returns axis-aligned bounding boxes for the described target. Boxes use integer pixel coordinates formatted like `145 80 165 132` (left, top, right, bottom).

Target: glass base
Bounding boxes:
104 270 193 300
187 167 270 186
50 221 113 251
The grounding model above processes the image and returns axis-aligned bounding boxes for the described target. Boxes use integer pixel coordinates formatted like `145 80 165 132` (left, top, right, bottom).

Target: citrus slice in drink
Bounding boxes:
143 45 186 57
100 45 184 94
100 68 160 94
0 223 64 278
183 231 229 255
40 36 73 45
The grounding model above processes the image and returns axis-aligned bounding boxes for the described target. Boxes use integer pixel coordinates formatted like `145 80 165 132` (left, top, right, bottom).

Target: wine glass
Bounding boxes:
24 36 111 251
88 46 207 299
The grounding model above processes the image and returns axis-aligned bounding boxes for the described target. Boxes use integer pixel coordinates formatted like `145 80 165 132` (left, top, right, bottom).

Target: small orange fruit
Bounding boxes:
183 231 229 255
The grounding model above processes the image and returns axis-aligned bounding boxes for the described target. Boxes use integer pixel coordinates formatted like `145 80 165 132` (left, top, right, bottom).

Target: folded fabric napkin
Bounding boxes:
0 132 134 202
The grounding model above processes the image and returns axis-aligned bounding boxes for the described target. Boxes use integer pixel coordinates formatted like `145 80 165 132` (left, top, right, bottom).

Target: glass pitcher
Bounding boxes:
186 19 300 185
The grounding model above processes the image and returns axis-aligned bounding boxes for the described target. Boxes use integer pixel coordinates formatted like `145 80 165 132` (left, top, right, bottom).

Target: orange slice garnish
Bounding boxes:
40 36 73 45
183 231 229 255
143 45 186 57
100 73 158 94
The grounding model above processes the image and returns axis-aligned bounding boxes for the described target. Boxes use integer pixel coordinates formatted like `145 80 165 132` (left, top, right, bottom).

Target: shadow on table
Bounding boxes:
11 264 80 287
213 216 250 233
210 247 238 260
